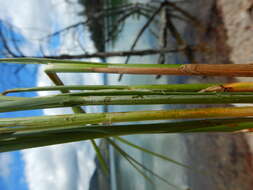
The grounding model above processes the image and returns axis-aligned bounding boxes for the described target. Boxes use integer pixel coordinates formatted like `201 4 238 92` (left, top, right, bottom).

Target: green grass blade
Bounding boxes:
115 136 190 169
2 108 253 129
90 139 109 176
45 62 253 77
107 138 184 190
106 138 155 185
70 106 110 177
3 58 253 77
2 118 253 152
0 95 28 102
2 84 218 95
4 94 253 113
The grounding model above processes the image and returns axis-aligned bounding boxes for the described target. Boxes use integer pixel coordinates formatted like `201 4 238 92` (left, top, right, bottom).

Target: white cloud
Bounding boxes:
0 1 103 190
23 67 98 190
22 142 95 190
0 1 51 33
30 58 103 190
0 0 84 38
0 0 53 55
0 153 12 179
0 0 85 55
27 68 102 190
28 65 103 190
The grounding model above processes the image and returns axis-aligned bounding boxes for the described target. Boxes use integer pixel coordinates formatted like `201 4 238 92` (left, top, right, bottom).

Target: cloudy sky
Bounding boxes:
0 1 102 190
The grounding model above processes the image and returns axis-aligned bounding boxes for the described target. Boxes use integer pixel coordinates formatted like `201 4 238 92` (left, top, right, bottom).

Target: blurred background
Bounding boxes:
0 0 253 190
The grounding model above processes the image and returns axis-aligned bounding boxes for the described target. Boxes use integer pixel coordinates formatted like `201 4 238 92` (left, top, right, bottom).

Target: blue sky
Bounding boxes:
0 20 42 190
0 152 27 190
0 1 101 190
0 65 39 190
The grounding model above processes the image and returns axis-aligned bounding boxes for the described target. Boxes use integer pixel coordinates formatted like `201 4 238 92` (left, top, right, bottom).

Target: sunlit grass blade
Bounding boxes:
1 117 252 135
0 58 50 64
2 107 253 129
0 95 28 102
7 86 253 97
2 58 253 77
2 83 218 95
45 62 253 77
4 93 253 112
200 82 253 92
44 90 253 96
9 89 253 97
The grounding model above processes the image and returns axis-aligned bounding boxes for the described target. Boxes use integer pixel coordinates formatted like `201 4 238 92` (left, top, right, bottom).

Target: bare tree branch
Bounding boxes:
166 10 195 63
124 4 164 64
45 3 136 40
39 46 201 59
8 24 24 57
105 8 139 43
0 24 18 57
118 3 164 81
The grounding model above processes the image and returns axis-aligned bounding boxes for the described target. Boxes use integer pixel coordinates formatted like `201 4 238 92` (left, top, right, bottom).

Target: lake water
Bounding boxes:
105 1 190 189
103 1 253 190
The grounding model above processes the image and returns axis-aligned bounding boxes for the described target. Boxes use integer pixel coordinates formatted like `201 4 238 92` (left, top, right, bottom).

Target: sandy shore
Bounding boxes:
180 0 253 189
185 133 253 190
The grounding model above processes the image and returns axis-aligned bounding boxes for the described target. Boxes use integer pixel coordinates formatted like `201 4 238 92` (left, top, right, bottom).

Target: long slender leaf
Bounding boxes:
2 108 253 129
8 89 253 97
90 139 109 175
1 118 253 152
2 83 218 95
3 94 253 112
107 138 184 190
45 62 253 77
3 58 253 77
115 136 190 169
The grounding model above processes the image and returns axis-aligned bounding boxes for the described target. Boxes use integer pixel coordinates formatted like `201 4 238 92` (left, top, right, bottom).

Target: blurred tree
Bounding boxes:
0 1 205 75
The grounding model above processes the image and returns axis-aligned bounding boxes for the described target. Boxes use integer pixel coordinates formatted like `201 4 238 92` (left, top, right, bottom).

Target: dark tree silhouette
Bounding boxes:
0 1 206 80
